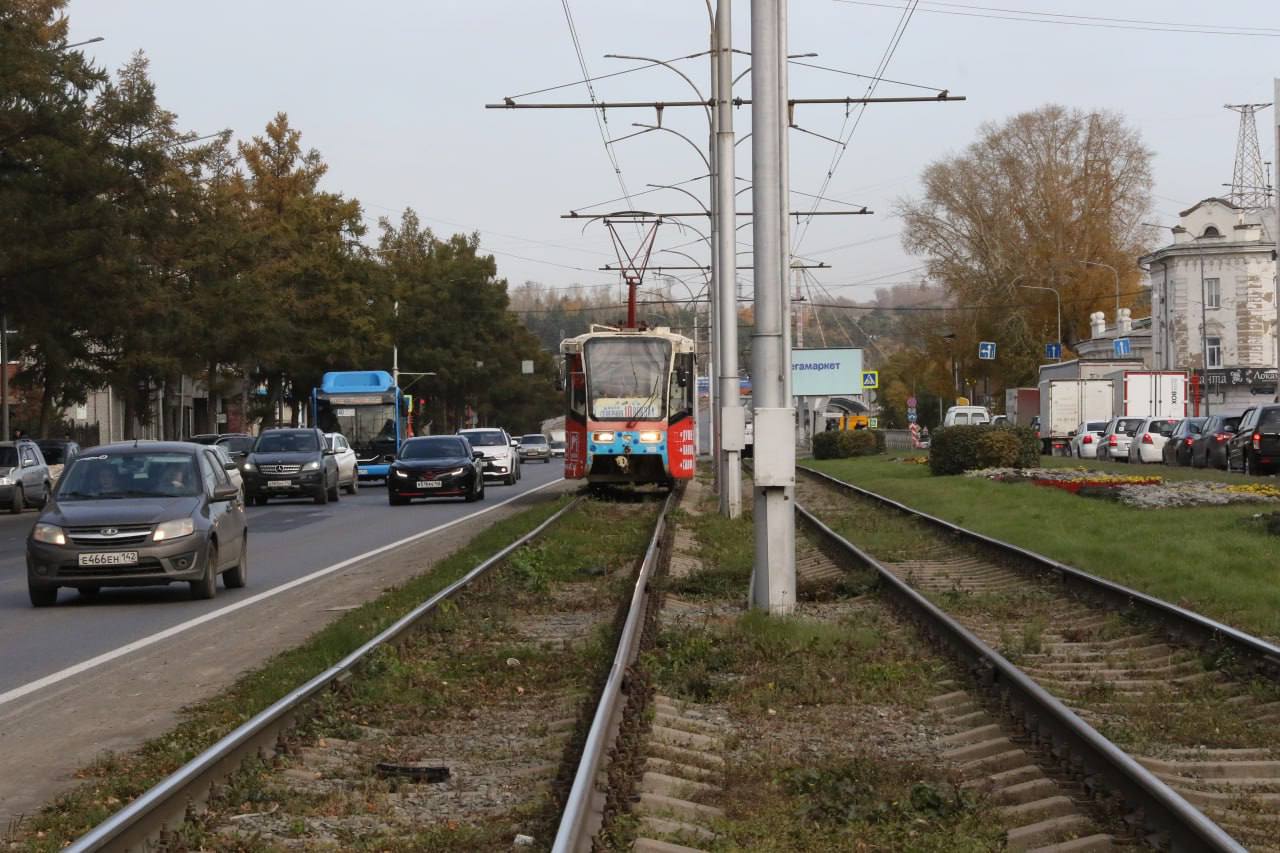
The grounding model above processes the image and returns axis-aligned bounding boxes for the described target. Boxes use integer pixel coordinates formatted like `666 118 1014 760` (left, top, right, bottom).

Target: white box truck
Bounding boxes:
1038 378 1115 455
1109 370 1187 419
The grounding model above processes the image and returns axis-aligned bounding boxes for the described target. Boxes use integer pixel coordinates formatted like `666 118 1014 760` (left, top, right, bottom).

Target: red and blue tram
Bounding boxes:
560 325 697 487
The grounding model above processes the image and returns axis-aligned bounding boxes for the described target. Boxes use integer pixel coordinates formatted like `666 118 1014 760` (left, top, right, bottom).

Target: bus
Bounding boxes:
312 371 405 480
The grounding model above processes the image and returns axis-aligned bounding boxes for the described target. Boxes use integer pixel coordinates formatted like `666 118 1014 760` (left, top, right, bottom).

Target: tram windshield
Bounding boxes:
585 337 670 421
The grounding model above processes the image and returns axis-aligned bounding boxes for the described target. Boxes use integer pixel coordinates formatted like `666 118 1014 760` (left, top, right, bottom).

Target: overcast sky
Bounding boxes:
66 1 1279 308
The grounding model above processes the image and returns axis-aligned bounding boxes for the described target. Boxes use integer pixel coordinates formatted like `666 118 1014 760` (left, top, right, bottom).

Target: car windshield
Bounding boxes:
1116 419 1143 435
1149 420 1178 437
1184 419 1206 434
254 432 320 453
550 440 565 448
38 445 67 464
402 439 467 459
1260 409 1280 430
521 435 547 445
218 435 255 455
0 447 17 468
463 431 506 447
1085 422 1107 433
1220 417 1241 433
58 452 202 500
585 337 670 421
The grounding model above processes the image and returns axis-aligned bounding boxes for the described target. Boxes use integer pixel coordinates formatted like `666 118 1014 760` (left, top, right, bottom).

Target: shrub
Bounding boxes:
974 430 1023 469
813 429 883 459
813 430 843 459
870 429 887 454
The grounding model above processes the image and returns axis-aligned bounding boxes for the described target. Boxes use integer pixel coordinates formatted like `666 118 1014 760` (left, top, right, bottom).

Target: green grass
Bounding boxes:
806 456 1280 640
6 495 576 852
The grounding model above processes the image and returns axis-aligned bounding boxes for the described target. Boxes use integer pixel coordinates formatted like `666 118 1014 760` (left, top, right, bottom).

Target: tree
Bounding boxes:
898 105 1154 391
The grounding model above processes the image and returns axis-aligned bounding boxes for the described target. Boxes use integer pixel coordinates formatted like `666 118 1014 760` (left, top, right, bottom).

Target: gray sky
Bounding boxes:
67 1 1279 308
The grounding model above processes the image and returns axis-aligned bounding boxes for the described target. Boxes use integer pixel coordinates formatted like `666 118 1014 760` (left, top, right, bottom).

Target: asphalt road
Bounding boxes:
0 459 565 698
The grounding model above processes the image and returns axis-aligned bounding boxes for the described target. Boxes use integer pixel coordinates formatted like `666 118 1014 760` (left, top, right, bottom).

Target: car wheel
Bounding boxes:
224 539 248 589
9 486 23 514
346 474 358 495
39 481 51 506
1244 454 1255 476
29 584 57 607
314 484 328 505
505 471 517 486
190 542 218 600
465 480 480 502
327 474 340 502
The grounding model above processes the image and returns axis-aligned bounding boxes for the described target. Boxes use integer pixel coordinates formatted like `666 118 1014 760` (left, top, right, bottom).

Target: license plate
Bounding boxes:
417 480 442 489
268 480 293 488
78 551 139 567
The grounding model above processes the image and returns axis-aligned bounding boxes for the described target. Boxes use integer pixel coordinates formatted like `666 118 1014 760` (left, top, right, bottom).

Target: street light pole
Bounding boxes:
1078 260 1121 317
1019 284 1062 359
715 0 743 518
0 310 10 440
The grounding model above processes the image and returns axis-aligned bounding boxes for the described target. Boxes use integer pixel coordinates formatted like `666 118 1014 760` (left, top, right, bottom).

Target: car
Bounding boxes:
990 414 1009 427
25 441 247 606
1096 417 1144 462
1190 414 1241 470
35 439 80 483
549 439 566 458
1227 404 1280 476
387 436 486 505
1160 418 1206 467
241 428 341 505
324 432 360 494
1068 421 1108 459
214 433 256 459
943 405 991 427
0 439 53 514
209 443 246 499
518 433 552 463
1128 416 1180 464
459 427 521 485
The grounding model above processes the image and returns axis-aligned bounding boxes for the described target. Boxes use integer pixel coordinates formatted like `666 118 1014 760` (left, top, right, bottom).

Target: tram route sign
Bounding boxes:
791 348 863 397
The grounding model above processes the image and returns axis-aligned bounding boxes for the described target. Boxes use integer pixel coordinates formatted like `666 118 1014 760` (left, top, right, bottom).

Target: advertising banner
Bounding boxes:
791 348 864 397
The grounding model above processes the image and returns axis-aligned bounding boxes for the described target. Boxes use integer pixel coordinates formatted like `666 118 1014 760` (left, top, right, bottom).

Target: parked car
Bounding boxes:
0 439 52 514
242 428 340 505
1161 418 1206 466
35 439 80 483
214 434 256 459
1190 414 1241 470
1128 416 1180 464
1068 421 1109 459
209 443 245 499
25 442 247 606
1096 417 1144 462
518 433 552 463
324 432 360 494
459 428 521 485
990 414 1009 427
1227 404 1280 476
943 405 991 427
388 436 485 504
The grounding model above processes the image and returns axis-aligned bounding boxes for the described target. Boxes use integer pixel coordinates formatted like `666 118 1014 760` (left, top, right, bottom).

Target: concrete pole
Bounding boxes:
775 0 798 555
749 0 795 613
716 0 743 517
708 38 722 487
1274 79 1279 382
0 310 8 440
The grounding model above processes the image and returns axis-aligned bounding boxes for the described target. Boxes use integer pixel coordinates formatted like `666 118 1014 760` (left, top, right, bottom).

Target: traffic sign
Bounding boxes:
1045 342 1062 360
868 417 879 429
978 341 997 360
861 370 879 389
907 412 918 423
1113 337 1132 356
906 396 917 408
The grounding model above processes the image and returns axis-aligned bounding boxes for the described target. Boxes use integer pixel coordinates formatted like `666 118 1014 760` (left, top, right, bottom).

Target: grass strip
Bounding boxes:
7 494 575 852
808 455 1280 640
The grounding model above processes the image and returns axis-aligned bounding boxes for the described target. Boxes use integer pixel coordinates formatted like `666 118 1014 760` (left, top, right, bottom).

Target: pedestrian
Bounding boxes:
12 428 24 439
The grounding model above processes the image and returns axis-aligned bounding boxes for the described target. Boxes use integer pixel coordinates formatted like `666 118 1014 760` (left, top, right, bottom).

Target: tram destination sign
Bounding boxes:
791 348 864 397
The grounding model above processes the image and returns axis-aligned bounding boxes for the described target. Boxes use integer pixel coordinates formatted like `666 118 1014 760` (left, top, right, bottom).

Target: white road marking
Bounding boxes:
0 479 565 708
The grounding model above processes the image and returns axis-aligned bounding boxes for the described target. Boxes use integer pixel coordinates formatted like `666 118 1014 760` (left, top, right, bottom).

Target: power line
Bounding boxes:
831 0 1280 37
787 59 944 93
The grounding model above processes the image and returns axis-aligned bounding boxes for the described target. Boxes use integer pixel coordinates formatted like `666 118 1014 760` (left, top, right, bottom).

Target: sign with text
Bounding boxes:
791 348 863 397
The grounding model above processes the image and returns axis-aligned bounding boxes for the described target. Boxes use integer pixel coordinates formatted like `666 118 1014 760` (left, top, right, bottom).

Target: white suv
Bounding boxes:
458 428 521 485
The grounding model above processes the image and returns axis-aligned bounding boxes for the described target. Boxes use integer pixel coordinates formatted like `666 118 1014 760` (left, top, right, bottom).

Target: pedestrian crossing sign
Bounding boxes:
861 370 879 389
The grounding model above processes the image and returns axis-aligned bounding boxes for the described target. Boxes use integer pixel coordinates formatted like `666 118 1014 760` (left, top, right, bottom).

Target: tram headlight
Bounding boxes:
638 431 662 443
592 431 615 443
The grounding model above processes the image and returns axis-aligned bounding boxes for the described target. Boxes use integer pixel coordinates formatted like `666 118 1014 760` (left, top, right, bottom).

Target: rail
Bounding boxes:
67 498 582 853
798 465 1280 674
797 504 1245 852
552 489 674 852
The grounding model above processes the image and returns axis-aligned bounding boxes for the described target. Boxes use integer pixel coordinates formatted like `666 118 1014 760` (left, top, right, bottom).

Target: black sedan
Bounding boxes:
388 436 486 505
1161 417 1205 466
26 442 247 606
1190 414 1241 469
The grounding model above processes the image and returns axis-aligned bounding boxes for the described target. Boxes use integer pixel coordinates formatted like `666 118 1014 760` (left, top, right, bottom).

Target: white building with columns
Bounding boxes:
1140 197 1278 412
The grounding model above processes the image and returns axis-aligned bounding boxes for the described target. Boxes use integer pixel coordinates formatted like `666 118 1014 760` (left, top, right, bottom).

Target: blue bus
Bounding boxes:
312 371 404 479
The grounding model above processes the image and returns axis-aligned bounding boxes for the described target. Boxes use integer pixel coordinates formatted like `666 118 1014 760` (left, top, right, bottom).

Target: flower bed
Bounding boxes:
964 467 1280 509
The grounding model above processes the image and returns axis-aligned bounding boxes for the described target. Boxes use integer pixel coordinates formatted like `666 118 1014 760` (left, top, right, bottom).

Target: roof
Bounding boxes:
319 370 396 394
87 441 205 454
561 325 696 354
1178 197 1240 217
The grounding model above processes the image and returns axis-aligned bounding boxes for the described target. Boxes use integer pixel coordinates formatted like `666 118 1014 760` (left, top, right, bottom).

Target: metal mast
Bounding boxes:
1226 102 1273 209
714 0 743 518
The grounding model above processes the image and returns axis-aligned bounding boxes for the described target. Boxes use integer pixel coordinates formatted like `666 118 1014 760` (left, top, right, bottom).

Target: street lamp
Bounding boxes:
1076 260 1120 316
1019 284 1062 359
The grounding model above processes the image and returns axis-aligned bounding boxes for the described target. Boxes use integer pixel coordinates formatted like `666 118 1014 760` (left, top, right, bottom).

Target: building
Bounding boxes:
1140 197 1278 412
1074 309 1155 365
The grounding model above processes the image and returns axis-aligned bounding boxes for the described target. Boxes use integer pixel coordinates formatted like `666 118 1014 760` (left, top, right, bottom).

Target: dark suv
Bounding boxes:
1228 405 1280 476
242 428 340 505
1190 414 1241 470
0 439 52 514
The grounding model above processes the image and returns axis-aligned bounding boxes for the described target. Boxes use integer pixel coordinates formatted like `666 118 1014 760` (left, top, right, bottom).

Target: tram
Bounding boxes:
560 325 697 487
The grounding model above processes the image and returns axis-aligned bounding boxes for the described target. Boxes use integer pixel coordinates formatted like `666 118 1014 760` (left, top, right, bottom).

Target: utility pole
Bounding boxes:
1274 80 1280 382
750 0 795 614
0 310 9 440
715 0 743 518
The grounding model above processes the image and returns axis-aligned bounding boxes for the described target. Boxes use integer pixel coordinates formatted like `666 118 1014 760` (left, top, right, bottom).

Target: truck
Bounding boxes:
1003 387 1040 427
1109 370 1187 419
1037 378 1115 455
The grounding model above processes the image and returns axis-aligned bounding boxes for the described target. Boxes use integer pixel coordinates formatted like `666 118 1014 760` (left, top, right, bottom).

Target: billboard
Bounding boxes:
791 347 864 397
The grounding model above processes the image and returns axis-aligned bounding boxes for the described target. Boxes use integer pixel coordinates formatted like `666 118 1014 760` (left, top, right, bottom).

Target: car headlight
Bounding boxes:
638 431 662 443
33 523 66 545
241 461 254 471
393 468 409 478
0 476 11 486
592 431 615 442
444 467 466 477
302 460 321 471
153 518 195 542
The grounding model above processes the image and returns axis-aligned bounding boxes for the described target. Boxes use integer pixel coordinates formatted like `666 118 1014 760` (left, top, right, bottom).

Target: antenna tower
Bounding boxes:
1225 102 1273 209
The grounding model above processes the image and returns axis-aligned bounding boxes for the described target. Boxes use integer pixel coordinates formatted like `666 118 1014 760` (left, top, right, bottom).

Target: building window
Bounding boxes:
1205 277 1220 309
1206 336 1222 368
1202 225 1221 238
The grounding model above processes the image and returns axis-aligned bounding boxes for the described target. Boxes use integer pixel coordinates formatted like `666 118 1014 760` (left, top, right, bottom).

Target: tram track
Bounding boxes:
796 465 1280 852
50 492 675 853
